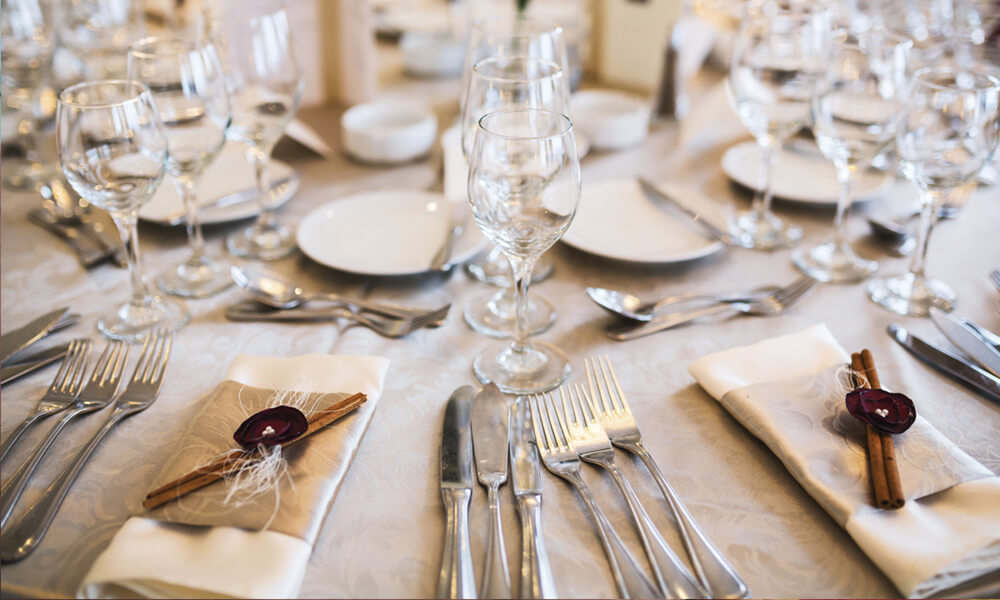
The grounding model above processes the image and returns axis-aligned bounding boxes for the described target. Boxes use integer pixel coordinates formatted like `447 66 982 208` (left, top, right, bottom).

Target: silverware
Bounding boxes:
1 330 172 563
930 309 1000 377
0 339 91 463
0 341 128 527
471 383 512 599
991 269 1000 293
867 206 956 256
0 343 71 385
638 178 734 246
529 392 662 599
41 179 127 267
437 385 477 599
163 175 297 225
1 307 70 365
430 207 466 271
509 397 557 600
963 320 1000 351
28 209 110 268
586 357 749 599
587 284 782 322
888 324 1000 403
224 301 450 337
607 276 816 341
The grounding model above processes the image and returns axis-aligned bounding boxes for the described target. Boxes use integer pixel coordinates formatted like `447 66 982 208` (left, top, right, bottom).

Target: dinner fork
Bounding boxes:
586 356 749 599
607 276 817 341
0 340 128 528
560 385 706 599
1 330 172 564
0 339 92 462
224 302 450 337
529 393 662 599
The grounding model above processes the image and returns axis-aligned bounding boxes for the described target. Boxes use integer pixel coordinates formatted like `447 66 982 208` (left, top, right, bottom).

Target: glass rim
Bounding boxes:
471 56 564 83
477 108 573 141
470 15 563 38
912 66 1000 93
128 35 212 59
57 79 152 109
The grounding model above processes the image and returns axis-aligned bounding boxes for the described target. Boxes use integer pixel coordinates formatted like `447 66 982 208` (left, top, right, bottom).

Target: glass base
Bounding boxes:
465 246 554 286
464 288 556 339
2 160 59 191
98 296 190 342
792 241 877 284
865 272 956 317
473 340 571 394
729 209 802 250
157 254 233 298
226 222 296 260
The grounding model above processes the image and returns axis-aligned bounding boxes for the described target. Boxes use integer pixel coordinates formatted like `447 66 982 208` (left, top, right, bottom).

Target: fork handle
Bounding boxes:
515 494 557 599
608 303 738 341
305 293 439 320
0 409 55 463
625 441 748 599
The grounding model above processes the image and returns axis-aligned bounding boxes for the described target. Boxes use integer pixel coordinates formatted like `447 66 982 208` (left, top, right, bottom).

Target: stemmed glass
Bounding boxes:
217 2 303 260
727 0 833 250
793 30 912 283
867 67 1000 315
58 0 144 79
128 36 233 298
57 80 189 340
468 108 580 394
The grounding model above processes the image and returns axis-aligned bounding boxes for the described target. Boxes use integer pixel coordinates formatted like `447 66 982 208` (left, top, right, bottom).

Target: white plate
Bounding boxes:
721 140 894 205
561 179 724 264
139 144 296 225
296 190 486 276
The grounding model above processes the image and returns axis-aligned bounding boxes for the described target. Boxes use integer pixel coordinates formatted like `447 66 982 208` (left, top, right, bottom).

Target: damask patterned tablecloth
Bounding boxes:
2 84 999 598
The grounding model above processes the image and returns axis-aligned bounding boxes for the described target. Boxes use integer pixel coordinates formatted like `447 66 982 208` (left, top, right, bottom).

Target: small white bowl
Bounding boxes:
400 32 465 79
571 90 651 151
341 101 437 165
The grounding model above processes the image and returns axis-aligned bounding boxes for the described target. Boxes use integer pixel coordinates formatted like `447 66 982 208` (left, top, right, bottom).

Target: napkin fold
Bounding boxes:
78 354 390 599
689 325 1000 598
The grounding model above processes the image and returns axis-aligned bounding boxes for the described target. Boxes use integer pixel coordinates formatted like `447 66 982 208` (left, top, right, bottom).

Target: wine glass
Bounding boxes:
216 2 303 260
128 36 233 298
58 0 144 79
461 56 569 338
866 66 1000 315
793 30 912 282
727 0 833 250
468 108 580 394
57 80 189 340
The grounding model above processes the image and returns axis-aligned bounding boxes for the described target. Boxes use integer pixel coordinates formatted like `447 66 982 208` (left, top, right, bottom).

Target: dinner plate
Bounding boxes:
296 189 486 276
138 145 296 225
561 179 724 264
721 140 894 205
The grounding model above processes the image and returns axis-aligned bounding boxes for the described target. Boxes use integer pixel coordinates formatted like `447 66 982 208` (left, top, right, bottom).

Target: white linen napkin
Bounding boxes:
688 325 1000 598
77 354 390 599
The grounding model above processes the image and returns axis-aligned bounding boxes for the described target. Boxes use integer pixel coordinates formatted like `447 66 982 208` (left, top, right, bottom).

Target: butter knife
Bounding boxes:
28 209 108 268
509 397 557 599
471 382 512 599
929 308 1000 377
638 178 734 245
888 324 1000 403
1 308 69 365
438 385 477 599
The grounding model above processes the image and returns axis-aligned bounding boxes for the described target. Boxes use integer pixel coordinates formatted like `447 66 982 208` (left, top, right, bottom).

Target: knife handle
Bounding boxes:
28 211 106 268
481 483 511 599
608 303 737 341
438 487 477 599
516 495 556 599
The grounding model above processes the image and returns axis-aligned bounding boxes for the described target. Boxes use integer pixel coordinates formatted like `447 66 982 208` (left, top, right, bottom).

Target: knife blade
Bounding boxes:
509 397 557 599
962 319 1000 351
930 309 1000 377
163 174 297 225
638 178 734 245
29 209 110 268
1 308 70 366
471 382 512 599
888 324 1000 403
0 343 70 385
438 385 477 599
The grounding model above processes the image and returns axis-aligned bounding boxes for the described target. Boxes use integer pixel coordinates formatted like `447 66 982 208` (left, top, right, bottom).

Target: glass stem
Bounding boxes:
908 189 944 280
177 176 206 263
248 143 277 233
509 255 537 355
832 165 854 249
754 141 777 218
112 211 154 308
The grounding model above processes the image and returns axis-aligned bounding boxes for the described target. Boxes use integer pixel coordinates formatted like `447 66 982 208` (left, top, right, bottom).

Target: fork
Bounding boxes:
586 356 749 599
344 305 450 338
225 302 450 336
1 330 172 564
607 276 817 341
0 339 92 462
529 393 662 599
560 385 706 599
0 340 128 527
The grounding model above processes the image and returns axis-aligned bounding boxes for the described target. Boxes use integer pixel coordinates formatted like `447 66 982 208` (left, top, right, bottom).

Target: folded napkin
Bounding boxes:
78 354 390 599
689 325 1000 599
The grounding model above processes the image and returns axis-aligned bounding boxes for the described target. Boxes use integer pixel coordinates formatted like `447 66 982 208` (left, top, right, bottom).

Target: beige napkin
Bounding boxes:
689 325 1000 598
78 354 390 599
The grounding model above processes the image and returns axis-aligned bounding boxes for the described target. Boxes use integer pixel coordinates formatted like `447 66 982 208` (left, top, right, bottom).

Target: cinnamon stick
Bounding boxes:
142 392 367 511
852 352 891 509
861 349 905 508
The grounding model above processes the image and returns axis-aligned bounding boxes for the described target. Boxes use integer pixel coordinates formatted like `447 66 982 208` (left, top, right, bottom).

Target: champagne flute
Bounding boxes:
793 30 912 282
727 0 833 250
468 108 580 394
128 36 233 298
57 80 189 340
867 66 1000 315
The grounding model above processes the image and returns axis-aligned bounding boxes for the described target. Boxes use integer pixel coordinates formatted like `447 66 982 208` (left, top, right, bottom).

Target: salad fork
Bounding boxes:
586 356 749 599
560 385 705 599
529 392 662 599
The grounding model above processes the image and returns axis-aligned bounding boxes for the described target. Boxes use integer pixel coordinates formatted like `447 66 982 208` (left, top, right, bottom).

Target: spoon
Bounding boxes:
867 205 958 255
587 284 782 322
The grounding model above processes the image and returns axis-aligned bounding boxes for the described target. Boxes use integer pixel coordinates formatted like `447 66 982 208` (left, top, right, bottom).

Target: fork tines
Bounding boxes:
52 339 92 395
88 340 129 387
131 329 173 385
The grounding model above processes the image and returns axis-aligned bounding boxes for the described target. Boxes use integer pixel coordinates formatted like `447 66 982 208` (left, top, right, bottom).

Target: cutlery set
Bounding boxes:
33 179 127 269
1 307 80 385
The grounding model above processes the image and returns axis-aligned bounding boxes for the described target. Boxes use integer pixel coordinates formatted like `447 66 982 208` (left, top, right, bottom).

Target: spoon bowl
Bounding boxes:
587 284 783 322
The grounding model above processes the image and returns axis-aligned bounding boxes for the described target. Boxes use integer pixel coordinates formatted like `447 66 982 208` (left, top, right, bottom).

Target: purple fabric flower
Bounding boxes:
234 405 308 448
845 388 916 434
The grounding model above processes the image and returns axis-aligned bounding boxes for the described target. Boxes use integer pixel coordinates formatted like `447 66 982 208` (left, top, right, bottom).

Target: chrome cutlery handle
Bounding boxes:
629 441 748 599
515 494 556 599
0 409 54 462
28 210 107 267
439 487 477 599
481 483 512 598
608 303 738 341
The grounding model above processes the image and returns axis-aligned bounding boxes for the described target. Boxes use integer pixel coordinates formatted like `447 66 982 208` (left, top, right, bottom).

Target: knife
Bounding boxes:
47 179 127 268
438 385 477 599
509 397 557 600
0 343 70 385
1 308 70 366
471 382 512 599
28 209 109 268
163 174 297 225
930 309 1000 377
962 320 1000 351
638 178 734 245
888 324 1000 403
